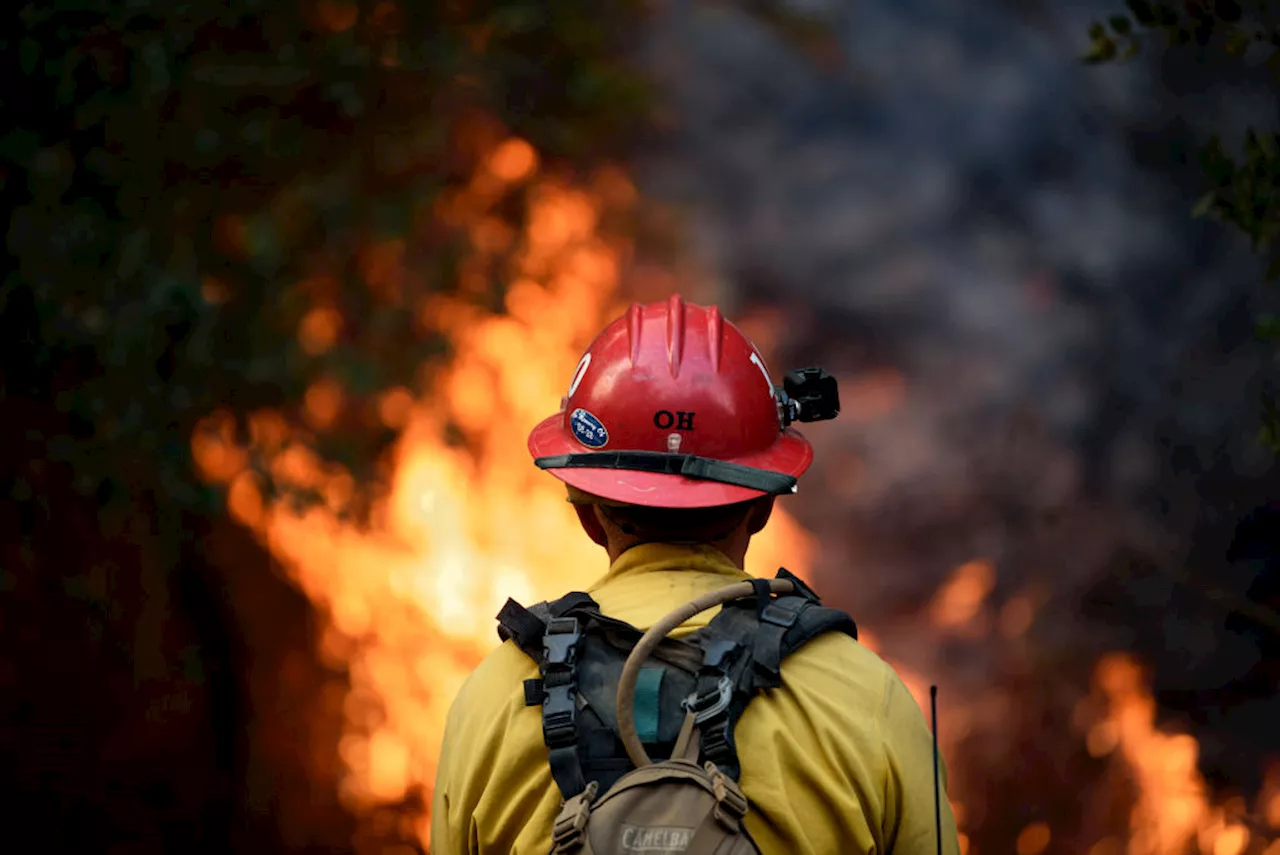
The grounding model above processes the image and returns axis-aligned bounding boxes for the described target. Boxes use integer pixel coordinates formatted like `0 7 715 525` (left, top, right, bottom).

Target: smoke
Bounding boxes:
633 0 1280 846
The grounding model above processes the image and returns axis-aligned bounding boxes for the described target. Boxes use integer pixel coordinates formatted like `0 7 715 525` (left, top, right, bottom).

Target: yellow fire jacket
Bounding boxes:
430 543 961 855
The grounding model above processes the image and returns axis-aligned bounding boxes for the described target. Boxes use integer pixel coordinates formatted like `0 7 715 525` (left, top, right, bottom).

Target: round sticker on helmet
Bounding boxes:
570 408 609 449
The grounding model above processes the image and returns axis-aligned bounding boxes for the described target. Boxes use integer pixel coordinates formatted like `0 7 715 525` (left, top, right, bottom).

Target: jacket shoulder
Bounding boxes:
777 631 895 715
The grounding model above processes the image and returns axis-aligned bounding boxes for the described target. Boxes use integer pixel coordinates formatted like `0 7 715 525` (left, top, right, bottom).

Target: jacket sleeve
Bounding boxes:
879 670 963 855
430 691 473 855
429 779 456 855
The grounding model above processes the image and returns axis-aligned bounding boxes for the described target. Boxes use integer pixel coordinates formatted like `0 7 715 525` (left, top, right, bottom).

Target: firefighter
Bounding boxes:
431 295 962 854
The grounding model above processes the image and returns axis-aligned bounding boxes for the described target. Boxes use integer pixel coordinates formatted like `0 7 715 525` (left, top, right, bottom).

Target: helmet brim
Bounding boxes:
527 413 814 509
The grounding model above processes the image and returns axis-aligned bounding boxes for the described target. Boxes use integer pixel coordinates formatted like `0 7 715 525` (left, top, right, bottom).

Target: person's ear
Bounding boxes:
746 496 775 535
573 503 609 547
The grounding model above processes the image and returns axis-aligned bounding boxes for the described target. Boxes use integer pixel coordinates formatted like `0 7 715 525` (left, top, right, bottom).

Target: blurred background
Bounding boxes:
4 0 1280 853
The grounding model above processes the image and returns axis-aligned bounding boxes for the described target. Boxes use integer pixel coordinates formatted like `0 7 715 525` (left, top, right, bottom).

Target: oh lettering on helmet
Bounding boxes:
567 353 592 398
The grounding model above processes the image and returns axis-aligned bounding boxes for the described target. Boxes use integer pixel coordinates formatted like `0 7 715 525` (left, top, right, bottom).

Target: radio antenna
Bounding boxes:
931 684 942 855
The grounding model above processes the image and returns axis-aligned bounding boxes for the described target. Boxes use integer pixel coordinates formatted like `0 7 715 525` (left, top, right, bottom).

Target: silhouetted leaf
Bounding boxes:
1126 0 1157 25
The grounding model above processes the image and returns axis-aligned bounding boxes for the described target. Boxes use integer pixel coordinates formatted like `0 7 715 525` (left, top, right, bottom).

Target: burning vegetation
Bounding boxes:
193 136 1280 855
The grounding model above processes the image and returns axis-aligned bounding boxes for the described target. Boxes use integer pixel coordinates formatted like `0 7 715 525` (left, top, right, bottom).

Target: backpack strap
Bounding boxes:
496 593 594 799
496 597 549 653
686 567 858 779
493 571 858 795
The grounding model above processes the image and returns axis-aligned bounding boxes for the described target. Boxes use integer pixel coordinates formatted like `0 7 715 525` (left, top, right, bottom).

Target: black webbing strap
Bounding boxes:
548 591 598 617
496 598 547 654
685 569 853 777
776 566 821 603
686 604 761 776
534 451 798 495
748 578 772 617
548 593 706 674
752 596 807 687
541 615 588 799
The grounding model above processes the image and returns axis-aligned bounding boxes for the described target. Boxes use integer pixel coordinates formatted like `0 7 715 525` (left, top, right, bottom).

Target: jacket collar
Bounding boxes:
587 542 747 592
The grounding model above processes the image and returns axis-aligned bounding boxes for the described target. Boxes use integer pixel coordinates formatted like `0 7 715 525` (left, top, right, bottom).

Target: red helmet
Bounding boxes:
527 294 827 509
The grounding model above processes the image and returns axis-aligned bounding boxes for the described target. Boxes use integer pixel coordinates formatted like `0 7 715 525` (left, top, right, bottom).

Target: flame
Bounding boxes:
198 138 819 849
929 558 996 634
1017 822 1051 855
1090 653 1275 855
196 132 1280 855
1264 764 1280 829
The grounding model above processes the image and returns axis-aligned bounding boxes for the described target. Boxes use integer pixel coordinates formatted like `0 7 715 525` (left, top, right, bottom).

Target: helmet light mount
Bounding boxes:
776 367 840 427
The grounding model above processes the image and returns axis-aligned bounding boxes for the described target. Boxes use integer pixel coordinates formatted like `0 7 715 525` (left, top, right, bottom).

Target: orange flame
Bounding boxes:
929 558 996 635
197 133 1280 855
1090 653 1274 855
201 140 817 848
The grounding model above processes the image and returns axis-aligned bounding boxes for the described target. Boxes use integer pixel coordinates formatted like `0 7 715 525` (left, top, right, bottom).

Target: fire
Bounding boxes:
1089 653 1275 855
196 136 818 849
929 558 996 634
193 132 1280 855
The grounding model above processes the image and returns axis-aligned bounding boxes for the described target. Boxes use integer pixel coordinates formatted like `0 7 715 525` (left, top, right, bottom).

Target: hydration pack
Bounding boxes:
495 568 858 853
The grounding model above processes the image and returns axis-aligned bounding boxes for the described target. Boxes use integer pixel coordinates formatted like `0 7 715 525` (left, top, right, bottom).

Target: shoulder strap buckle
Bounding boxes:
550 781 598 853
544 617 582 667
707 763 749 828
700 638 739 669
542 687 578 748
682 675 733 724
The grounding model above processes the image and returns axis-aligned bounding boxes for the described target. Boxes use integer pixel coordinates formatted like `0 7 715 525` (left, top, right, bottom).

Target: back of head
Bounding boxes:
565 482 767 545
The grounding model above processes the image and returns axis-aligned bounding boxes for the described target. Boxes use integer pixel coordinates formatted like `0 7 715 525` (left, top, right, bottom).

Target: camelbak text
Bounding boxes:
619 824 693 854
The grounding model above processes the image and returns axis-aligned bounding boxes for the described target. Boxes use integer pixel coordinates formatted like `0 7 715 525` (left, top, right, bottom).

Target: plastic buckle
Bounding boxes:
701 639 738 669
707 764 749 827
542 685 578 748
550 781 598 852
682 676 733 724
759 598 802 628
699 721 732 766
543 617 581 666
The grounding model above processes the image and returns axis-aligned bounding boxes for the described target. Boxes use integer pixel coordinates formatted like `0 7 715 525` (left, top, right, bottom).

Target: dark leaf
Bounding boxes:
1224 26 1251 55
1257 314 1280 340
1084 35 1120 63
1127 0 1158 24
1192 190 1219 217
1214 0 1243 23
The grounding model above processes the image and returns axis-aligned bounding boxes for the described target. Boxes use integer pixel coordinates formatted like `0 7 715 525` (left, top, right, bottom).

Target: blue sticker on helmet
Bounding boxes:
570 408 609 449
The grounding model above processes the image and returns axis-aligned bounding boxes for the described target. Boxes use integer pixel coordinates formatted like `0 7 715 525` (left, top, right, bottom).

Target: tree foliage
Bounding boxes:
1084 0 1280 448
1 0 650 525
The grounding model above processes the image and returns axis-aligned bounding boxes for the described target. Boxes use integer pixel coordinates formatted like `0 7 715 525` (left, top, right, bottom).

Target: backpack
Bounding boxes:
495 567 859 854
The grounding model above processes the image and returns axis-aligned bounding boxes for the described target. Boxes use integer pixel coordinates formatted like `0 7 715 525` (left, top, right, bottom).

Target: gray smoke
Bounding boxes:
633 0 1280 846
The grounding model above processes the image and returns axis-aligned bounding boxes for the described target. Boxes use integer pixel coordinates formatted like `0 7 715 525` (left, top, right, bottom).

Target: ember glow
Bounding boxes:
193 139 1279 854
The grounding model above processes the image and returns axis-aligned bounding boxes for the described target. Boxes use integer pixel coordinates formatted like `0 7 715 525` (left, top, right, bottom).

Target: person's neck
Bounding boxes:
606 537 749 569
